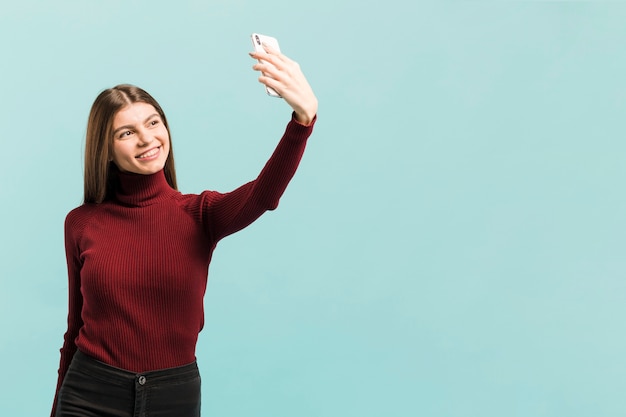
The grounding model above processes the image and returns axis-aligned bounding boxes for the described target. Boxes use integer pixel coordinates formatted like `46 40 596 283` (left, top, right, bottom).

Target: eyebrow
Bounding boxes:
112 113 160 137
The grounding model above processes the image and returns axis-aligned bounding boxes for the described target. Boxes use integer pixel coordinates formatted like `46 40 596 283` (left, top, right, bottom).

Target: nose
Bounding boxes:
137 128 153 146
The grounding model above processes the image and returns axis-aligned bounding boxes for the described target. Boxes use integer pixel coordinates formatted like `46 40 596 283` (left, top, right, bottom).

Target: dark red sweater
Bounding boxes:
52 116 315 415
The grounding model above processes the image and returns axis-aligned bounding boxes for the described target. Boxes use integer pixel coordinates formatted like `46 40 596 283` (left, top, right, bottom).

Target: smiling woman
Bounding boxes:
51 43 318 417
83 85 178 204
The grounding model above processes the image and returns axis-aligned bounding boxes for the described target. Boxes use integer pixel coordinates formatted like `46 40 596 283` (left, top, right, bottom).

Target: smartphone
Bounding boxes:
251 33 281 98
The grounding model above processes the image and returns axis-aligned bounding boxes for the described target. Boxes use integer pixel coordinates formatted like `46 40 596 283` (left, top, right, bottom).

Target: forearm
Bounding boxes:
251 114 314 207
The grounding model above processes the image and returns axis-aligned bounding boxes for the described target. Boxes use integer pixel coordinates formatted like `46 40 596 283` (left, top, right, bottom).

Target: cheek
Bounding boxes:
112 143 131 163
162 133 171 154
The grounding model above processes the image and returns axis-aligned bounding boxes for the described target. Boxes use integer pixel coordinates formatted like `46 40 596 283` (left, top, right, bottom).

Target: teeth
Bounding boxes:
138 148 159 159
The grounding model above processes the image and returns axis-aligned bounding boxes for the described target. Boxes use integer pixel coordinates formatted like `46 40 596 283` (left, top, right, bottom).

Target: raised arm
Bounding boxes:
197 49 318 242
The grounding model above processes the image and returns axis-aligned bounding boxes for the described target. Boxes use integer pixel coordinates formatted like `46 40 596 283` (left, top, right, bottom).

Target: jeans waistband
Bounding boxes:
72 350 199 387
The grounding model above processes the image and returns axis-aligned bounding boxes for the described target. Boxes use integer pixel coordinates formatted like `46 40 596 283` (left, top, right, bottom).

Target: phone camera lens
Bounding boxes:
255 35 260 45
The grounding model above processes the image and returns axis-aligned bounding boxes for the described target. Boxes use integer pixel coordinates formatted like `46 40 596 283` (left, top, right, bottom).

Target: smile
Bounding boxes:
136 147 160 160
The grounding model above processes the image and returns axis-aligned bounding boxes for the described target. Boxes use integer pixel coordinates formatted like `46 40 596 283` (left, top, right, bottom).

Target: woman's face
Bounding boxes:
110 102 170 175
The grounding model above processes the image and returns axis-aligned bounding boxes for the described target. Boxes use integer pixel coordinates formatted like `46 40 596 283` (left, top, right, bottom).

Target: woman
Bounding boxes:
52 44 317 417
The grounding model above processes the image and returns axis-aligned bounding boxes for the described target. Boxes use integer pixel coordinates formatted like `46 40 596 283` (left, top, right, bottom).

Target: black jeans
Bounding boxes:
55 351 201 417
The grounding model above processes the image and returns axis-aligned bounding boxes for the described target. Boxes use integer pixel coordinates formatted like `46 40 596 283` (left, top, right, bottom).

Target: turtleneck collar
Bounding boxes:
114 169 177 207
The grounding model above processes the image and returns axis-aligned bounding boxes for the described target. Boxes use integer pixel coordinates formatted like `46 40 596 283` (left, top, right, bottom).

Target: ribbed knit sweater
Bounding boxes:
52 116 315 415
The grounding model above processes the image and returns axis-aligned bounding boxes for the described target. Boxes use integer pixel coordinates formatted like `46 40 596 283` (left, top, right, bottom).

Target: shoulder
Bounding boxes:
65 203 98 221
64 203 99 235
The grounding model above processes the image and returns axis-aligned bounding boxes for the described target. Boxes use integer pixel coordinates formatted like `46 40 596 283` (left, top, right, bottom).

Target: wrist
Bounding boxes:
293 102 318 126
294 112 315 126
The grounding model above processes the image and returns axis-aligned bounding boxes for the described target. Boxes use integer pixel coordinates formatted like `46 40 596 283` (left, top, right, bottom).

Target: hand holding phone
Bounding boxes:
249 33 318 124
251 33 282 98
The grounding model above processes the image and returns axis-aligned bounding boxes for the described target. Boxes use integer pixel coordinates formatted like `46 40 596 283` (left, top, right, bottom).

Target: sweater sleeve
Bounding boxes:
51 210 86 417
201 114 316 242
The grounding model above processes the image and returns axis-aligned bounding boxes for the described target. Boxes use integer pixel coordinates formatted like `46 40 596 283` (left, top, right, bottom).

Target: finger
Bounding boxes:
249 52 287 74
261 43 298 68
249 45 276 60
252 62 284 81
258 52 287 71
258 74 282 95
265 46 298 68
261 42 284 60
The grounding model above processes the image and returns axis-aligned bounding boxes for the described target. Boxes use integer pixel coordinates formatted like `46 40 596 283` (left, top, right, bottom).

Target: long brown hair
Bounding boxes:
83 84 178 203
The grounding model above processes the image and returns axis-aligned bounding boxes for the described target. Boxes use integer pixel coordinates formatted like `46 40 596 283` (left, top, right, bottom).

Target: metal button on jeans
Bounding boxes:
138 376 146 385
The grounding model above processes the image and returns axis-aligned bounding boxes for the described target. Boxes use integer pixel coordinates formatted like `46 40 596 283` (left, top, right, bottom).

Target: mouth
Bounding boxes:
136 146 161 160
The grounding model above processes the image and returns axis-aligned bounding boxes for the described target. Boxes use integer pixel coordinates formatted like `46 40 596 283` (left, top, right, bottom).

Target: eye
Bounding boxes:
150 119 160 126
118 130 133 139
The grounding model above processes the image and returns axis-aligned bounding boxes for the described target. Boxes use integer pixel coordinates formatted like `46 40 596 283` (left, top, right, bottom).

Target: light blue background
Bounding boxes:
1 1 626 416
